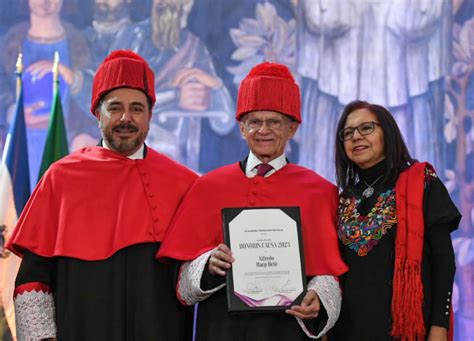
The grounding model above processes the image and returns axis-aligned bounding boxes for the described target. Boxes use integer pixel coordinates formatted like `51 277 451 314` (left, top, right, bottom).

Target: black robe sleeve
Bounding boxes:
16 250 56 289
423 176 461 328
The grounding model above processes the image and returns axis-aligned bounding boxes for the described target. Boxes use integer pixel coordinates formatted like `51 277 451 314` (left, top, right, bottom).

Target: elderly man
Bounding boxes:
7 50 197 340
157 62 348 340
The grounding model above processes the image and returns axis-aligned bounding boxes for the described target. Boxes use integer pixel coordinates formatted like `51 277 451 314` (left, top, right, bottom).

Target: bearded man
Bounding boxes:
84 0 133 66
109 0 235 173
7 50 197 341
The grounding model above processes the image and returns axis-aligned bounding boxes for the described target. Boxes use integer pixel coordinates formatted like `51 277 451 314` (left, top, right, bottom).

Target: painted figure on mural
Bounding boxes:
296 0 452 181
296 0 357 180
188 0 296 95
187 0 297 165
0 0 92 188
107 0 235 172
83 0 133 67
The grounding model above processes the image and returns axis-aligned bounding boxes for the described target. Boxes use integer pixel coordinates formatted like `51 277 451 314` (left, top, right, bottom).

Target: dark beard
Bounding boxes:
102 122 147 156
93 3 130 22
151 4 182 51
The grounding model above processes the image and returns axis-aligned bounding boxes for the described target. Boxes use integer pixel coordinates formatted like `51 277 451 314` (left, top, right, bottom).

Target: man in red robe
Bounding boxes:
157 62 348 340
7 50 197 340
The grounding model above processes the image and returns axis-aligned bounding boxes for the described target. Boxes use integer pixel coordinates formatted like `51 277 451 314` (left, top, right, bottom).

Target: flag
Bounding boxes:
0 82 30 223
38 53 69 180
0 61 31 339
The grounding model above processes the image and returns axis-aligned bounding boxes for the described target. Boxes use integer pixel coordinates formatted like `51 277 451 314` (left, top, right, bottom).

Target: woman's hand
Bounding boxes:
427 326 447 341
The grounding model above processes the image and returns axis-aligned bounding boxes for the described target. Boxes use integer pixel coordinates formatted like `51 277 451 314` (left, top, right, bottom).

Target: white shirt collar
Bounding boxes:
245 151 287 178
101 140 145 160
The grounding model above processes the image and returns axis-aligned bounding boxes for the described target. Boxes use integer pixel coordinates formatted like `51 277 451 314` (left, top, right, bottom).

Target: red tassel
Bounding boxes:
391 259 426 340
392 163 428 340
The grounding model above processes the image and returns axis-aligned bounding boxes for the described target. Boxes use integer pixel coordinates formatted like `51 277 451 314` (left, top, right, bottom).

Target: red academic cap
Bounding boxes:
236 62 301 123
90 50 156 114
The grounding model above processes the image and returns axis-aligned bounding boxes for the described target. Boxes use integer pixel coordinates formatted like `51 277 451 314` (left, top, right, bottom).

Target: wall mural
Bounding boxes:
0 0 472 340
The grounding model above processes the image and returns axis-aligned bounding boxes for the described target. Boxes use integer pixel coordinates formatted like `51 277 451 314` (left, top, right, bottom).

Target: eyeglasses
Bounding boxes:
339 121 380 141
243 118 288 130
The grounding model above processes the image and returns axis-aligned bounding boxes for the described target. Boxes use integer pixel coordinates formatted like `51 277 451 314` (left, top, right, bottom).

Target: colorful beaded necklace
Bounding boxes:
337 189 397 256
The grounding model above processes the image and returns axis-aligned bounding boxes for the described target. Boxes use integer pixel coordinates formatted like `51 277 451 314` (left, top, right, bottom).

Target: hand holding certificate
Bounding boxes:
285 289 321 319
222 207 307 312
208 244 234 276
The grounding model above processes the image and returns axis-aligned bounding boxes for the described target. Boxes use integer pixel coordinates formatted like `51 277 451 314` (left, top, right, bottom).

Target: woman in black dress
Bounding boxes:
329 100 461 341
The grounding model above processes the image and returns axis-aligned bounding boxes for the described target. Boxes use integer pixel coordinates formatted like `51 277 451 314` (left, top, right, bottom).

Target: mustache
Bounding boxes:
113 123 138 132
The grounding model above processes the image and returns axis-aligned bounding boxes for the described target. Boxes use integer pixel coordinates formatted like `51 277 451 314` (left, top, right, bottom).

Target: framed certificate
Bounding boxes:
222 207 306 312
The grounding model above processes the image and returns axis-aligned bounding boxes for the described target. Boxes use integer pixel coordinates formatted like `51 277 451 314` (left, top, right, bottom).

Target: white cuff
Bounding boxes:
14 290 56 340
296 275 342 339
177 248 226 305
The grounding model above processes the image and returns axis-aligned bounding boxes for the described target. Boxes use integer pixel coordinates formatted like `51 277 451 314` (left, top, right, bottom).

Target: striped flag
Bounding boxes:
38 51 69 180
0 53 31 339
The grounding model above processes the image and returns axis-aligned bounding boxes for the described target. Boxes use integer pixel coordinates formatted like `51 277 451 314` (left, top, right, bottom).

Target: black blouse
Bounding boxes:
330 160 461 341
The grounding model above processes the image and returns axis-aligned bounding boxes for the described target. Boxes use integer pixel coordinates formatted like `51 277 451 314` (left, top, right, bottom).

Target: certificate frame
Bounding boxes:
222 206 307 313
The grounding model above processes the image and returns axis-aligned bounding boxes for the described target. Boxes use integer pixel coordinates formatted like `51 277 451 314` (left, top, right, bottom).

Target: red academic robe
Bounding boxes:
157 162 347 276
7 146 198 341
8 146 197 260
157 162 347 341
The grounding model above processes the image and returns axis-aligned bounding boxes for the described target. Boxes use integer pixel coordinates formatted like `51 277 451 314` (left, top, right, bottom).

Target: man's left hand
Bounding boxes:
285 289 320 320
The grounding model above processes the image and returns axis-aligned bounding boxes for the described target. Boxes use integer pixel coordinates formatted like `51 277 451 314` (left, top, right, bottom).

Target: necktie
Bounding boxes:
256 163 273 177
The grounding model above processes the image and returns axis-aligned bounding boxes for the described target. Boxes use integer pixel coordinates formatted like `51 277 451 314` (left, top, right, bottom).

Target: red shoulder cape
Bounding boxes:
157 163 348 276
7 146 197 260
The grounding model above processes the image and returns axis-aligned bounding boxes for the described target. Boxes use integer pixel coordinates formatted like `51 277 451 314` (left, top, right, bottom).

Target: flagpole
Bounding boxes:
15 51 23 101
2 52 24 165
53 50 59 94
37 50 69 180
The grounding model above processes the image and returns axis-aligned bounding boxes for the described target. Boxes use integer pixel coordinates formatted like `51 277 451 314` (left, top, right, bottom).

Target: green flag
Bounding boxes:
38 79 69 180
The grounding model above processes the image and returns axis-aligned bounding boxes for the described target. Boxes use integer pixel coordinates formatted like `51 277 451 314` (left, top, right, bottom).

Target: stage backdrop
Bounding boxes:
0 0 472 340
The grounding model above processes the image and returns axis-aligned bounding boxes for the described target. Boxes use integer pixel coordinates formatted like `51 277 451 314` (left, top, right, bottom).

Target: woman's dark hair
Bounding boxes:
335 100 416 193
